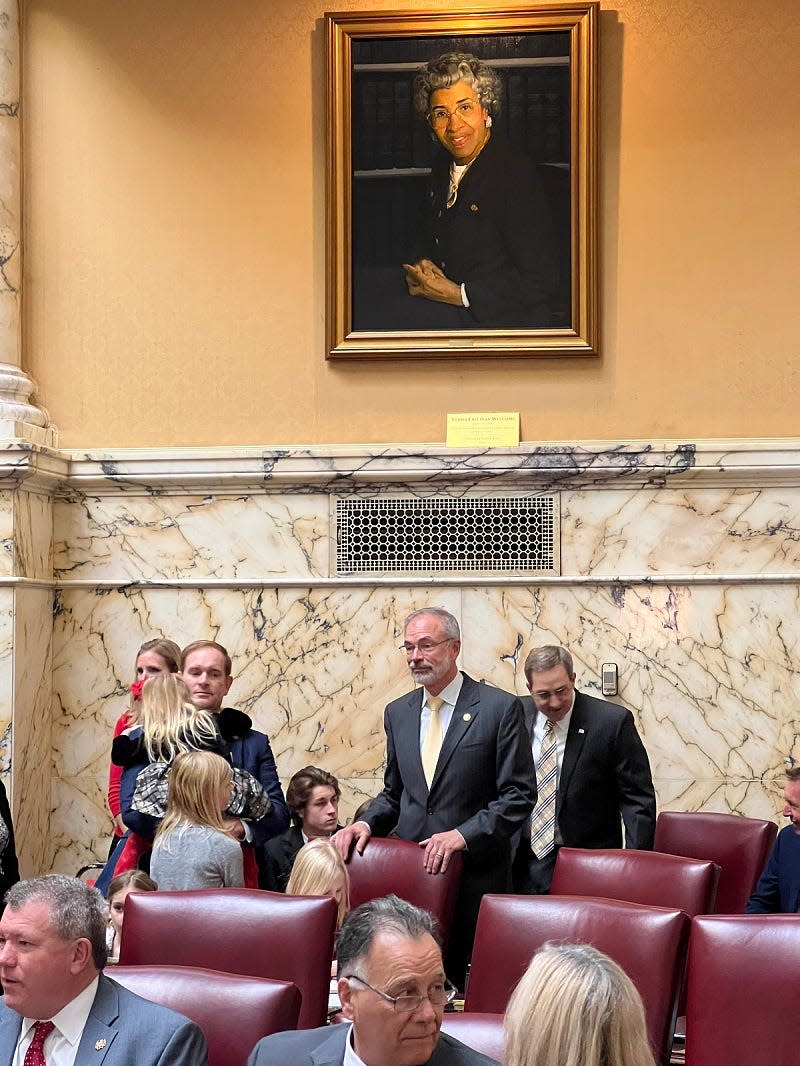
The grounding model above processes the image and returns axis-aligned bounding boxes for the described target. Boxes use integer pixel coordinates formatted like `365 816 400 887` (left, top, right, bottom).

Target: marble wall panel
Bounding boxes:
13 489 53 580
0 588 11 773
52 493 331 581
0 495 13 578
50 585 464 872
462 583 798 823
49 576 799 873
561 487 800 577
12 587 53 876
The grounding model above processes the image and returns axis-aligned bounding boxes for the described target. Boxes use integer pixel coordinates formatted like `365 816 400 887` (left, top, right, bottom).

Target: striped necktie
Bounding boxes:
421 696 444 787
529 720 558 859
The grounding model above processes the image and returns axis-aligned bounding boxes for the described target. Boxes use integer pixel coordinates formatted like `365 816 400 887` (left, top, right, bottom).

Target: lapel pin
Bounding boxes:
578 728 585 734
95 1040 107 1051
463 713 472 721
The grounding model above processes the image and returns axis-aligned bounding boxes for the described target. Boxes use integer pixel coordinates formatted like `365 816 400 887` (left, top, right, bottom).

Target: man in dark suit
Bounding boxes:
248 895 498 1066
746 767 800 912
0 875 206 1066
180 641 290 879
513 645 656 895
334 608 535 987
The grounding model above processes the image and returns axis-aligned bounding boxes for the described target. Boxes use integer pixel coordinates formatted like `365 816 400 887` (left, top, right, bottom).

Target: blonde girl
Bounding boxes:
150 750 244 890
286 837 351 930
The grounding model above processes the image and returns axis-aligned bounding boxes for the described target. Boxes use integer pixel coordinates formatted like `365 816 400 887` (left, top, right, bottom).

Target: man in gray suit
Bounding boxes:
334 608 535 987
0 876 207 1066
248 895 498 1066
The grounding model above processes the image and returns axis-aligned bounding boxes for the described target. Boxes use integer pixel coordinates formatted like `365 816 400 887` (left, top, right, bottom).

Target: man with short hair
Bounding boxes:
180 641 289 864
513 644 656 895
746 768 800 912
248 895 498 1066
0 875 207 1065
262 766 342 891
334 608 535 987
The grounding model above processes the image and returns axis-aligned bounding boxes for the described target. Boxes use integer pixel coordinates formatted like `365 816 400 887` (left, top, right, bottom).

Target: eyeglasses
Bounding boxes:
428 100 480 128
399 639 453 655
345 974 457 1013
531 685 572 701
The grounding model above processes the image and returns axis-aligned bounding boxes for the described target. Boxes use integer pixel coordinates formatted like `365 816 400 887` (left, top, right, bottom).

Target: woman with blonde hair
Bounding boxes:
150 750 244 890
286 838 350 930
504 943 656 1066
106 638 181 848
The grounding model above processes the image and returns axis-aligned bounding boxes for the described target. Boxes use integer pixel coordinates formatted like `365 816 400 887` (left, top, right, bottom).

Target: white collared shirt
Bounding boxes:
343 1022 369 1066
419 672 465 754
13 976 100 1066
532 690 576 773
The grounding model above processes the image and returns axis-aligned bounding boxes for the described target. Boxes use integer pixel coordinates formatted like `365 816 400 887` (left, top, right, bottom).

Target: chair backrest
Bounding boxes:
439 1013 505 1063
685 914 800 1066
654 811 777 913
465 893 690 1066
346 838 463 946
111 965 300 1066
119 888 337 1028
551 847 720 917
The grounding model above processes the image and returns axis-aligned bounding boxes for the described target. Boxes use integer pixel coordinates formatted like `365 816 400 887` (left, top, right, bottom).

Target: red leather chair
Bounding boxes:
551 847 720 917
119 888 337 1029
440 1013 504 1062
347 837 462 946
465 894 689 1066
111 965 300 1066
654 811 777 913
685 914 800 1066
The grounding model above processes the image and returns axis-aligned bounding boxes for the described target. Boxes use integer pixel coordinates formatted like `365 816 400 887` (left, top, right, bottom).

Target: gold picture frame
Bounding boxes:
325 3 598 359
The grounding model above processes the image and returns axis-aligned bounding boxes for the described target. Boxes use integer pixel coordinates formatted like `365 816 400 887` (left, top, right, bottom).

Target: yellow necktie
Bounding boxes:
421 696 444 787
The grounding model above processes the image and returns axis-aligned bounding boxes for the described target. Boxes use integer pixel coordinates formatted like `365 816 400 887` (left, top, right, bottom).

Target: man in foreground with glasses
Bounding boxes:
334 607 535 988
513 645 656 895
247 895 497 1066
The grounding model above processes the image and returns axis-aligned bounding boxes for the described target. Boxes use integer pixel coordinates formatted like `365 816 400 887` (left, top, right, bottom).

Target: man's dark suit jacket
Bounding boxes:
746 824 800 912
261 824 305 891
521 689 656 851
247 1022 498 1066
0 974 207 1066
360 672 535 980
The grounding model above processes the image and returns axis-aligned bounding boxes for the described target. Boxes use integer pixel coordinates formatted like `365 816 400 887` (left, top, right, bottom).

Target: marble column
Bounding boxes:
0 0 55 445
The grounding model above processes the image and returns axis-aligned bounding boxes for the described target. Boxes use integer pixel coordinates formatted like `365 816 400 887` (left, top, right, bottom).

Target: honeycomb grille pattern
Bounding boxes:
335 495 557 575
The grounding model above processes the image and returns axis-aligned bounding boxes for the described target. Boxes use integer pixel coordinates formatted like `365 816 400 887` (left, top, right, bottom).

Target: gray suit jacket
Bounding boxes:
521 689 656 850
0 974 208 1066
248 1023 498 1066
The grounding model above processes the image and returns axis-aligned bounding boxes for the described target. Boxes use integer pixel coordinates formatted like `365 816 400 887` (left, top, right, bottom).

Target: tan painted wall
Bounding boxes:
22 0 800 448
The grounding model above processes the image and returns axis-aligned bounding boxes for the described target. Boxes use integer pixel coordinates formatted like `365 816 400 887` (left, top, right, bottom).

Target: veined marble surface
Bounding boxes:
11 587 52 877
1 438 799 875
50 485 800 584
49 580 794 873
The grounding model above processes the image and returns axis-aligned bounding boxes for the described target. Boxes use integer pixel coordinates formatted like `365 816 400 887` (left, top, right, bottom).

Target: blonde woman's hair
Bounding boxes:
286 838 351 929
139 674 220 762
504 943 656 1066
156 750 233 843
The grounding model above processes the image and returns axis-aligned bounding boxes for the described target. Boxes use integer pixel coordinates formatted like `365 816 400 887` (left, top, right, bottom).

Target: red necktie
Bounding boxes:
24 1021 54 1066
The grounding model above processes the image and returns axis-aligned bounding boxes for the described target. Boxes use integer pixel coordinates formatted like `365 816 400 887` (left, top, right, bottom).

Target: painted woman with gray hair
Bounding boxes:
400 52 559 329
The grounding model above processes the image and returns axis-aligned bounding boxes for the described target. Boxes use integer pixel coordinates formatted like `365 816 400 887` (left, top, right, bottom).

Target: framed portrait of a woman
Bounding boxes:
325 3 598 359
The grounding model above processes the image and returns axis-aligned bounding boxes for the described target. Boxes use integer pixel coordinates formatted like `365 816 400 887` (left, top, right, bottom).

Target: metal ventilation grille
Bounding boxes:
335 495 558 575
